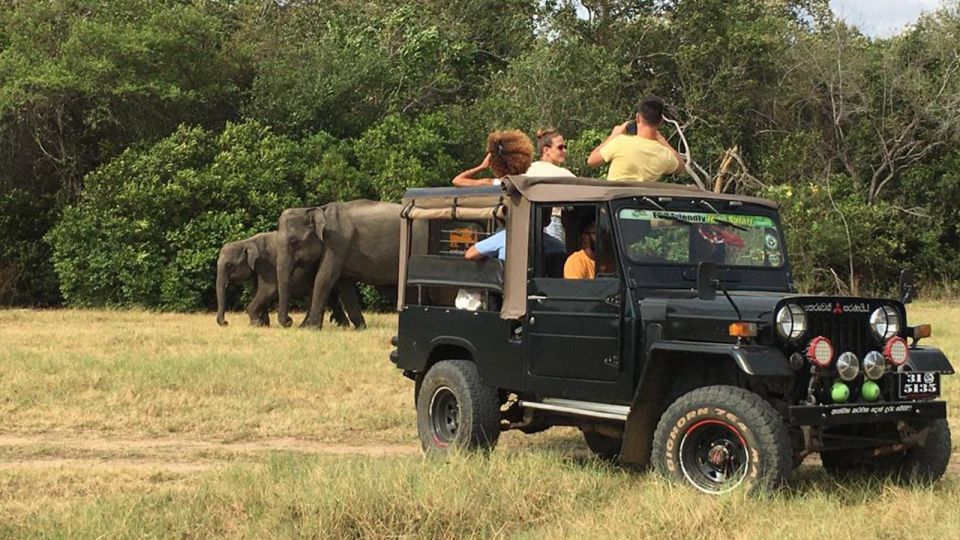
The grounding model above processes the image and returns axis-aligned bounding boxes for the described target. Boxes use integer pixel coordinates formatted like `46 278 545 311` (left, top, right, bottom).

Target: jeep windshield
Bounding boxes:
617 208 785 269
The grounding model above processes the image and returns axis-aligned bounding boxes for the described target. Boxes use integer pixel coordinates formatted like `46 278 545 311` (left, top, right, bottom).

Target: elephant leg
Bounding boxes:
328 288 349 327
246 281 275 327
301 257 345 330
337 282 366 330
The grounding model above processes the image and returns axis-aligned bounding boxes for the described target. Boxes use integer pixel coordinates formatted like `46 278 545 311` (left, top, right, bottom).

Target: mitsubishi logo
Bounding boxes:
832 302 843 315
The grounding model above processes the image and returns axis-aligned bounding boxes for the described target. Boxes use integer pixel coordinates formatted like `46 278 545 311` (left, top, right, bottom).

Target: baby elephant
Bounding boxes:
215 232 365 328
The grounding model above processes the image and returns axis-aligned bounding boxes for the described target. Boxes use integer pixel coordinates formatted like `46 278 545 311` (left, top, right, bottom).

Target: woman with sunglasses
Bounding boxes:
526 128 575 177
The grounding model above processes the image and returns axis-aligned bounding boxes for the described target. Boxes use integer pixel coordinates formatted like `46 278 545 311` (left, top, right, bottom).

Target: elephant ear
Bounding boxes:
245 243 260 270
312 205 331 240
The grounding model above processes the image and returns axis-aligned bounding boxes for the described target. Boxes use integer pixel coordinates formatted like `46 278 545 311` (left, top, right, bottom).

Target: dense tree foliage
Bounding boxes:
2 0 959 308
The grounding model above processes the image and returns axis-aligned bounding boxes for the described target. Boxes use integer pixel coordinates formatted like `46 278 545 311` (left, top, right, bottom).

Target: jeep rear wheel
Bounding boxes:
652 385 791 494
582 431 622 460
416 360 500 454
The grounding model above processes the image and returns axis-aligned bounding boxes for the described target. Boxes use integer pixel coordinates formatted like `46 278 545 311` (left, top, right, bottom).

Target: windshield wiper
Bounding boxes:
696 200 748 231
641 197 695 226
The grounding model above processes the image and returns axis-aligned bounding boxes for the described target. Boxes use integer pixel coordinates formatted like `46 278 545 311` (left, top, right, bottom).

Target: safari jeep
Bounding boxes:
389 176 953 493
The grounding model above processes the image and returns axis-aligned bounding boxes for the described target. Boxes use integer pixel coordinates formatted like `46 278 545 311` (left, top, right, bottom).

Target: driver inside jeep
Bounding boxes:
564 217 597 279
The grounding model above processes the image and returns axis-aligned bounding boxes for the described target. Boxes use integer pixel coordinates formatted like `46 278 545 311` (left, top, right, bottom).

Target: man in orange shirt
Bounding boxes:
564 221 596 279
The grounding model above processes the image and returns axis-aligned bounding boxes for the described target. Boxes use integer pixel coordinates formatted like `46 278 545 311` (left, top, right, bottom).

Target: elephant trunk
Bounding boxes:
276 246 294 327
216 264 229 327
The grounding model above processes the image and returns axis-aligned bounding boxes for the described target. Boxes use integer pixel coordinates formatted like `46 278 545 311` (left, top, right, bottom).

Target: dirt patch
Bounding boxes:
2 433 958 475
0 458 214 474
0 433 419 473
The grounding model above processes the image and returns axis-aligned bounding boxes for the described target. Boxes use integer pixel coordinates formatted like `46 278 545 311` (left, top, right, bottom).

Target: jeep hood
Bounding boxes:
654 292 905 344
652 291 788 343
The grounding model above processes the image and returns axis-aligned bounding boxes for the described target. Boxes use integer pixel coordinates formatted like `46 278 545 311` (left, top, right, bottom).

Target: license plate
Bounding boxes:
898 371 940 398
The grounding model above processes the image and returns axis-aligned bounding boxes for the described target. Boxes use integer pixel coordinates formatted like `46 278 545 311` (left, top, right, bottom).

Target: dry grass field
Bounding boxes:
2 304 960 538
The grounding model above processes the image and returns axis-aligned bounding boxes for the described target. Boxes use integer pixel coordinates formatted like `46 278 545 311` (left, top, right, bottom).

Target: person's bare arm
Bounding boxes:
587 122 628 168
656 131 685 174
452 153 494 186
464 245 483 260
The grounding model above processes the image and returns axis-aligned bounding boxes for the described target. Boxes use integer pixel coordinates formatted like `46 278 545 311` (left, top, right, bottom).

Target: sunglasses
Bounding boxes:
554 144 567 151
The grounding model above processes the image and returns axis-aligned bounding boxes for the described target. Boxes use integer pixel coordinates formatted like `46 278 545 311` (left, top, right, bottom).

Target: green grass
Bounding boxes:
0 310 412 441
1 306 960 538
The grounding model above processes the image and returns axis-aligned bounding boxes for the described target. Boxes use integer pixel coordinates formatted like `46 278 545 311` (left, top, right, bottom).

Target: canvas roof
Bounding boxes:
399 176 778 318
401 176 778 208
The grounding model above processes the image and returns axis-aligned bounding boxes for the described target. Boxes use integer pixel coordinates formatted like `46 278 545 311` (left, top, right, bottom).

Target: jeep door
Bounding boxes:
523 204 630 400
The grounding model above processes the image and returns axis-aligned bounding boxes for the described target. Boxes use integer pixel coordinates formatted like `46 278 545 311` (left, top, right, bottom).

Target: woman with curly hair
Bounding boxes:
452 130 534 187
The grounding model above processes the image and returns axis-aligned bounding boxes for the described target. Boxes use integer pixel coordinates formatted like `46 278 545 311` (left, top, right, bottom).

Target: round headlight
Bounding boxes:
869 306 901 341
806 336 834 368
836 352 860 381
884 336 909 366
776 304 807 341
862 351 887 380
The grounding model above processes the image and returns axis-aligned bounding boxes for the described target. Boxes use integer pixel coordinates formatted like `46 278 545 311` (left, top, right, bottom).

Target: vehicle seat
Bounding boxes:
544 251 567 278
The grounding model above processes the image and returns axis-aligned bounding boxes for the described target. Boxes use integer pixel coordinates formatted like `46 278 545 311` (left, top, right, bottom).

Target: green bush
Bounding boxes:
353 111 465 201
302 132 375 204
763 176 949 296
0 190 61 306
47 122 357 310
46 114 474 310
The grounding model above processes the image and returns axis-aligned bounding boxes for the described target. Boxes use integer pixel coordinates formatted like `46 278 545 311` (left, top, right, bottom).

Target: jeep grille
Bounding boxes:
805 312 874 358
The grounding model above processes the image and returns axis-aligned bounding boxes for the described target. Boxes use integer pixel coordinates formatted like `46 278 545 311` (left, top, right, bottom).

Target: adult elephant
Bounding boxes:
276 201 421 329
215 232 364 328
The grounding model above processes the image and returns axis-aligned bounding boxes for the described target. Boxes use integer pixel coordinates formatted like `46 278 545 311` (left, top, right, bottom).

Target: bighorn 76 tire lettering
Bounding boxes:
652 385 791 494
416 360 501 453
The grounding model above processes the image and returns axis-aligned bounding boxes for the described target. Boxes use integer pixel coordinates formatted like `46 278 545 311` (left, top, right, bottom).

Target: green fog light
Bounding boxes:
831 382 850 403
861 380 881 401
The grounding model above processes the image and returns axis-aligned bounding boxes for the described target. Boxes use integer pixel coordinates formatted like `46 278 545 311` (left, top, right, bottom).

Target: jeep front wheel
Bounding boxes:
822 419 951 485
899 418 952 484
652 385 791 494
416 360 501 454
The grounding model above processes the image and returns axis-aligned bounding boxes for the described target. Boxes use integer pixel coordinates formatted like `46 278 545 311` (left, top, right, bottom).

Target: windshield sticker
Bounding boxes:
768 253 782 266
764 233 779 250
619 209 775 229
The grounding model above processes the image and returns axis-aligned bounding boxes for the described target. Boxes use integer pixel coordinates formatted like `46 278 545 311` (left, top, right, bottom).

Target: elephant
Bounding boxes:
215 231 365 328
276 201 426 329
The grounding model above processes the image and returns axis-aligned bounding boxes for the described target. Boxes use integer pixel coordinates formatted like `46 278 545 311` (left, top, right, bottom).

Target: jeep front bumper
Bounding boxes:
788 400 946 426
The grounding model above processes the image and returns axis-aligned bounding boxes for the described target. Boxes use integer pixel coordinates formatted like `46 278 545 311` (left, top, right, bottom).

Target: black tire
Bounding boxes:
820 450 900 479
416 360 501 454
652 385 791 494
900 419 951 484
583 430 622 460
822 419 951 485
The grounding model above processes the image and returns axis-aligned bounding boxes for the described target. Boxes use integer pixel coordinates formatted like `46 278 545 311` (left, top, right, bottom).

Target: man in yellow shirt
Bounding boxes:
586 96 685 181
564 222 596 279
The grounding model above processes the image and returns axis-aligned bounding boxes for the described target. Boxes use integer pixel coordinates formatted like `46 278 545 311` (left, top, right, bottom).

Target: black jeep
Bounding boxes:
390 176 953 493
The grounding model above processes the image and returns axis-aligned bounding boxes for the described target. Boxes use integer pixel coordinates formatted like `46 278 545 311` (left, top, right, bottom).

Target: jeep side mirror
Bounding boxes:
899 269 913 305
697 262 718 301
